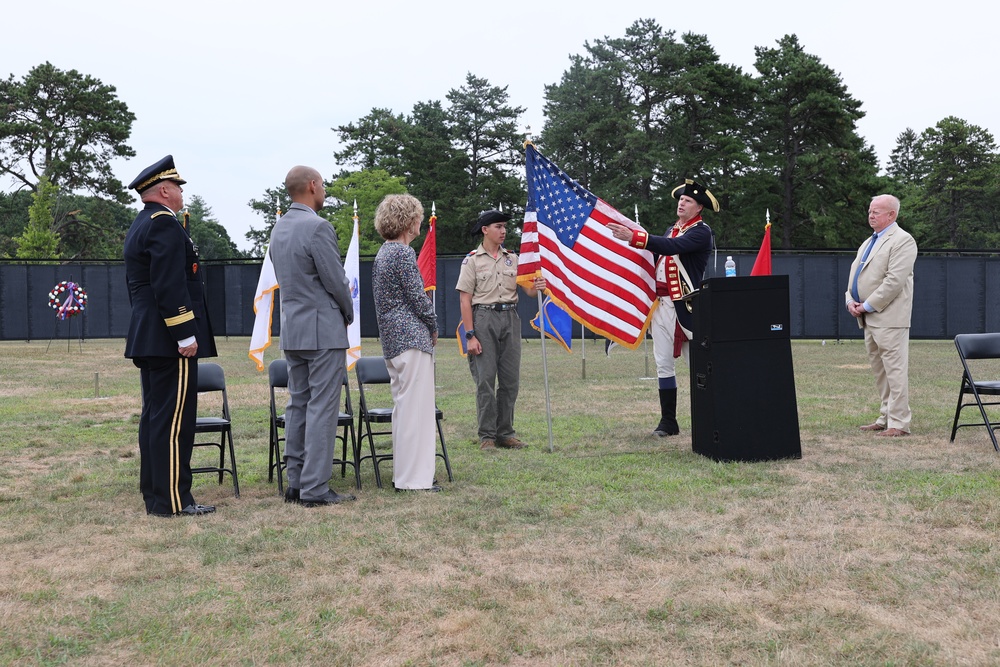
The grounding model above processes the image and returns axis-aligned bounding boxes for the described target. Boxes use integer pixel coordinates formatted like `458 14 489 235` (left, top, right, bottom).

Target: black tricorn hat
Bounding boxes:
128 155 187 193
671 179 720 213
470 208 511 234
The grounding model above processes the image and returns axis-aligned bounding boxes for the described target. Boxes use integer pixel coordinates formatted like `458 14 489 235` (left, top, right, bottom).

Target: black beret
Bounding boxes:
671 179 720 213
128 155 187 193
470 208 511 234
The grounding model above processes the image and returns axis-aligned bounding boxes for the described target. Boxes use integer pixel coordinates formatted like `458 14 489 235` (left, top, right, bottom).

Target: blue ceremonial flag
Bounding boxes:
531 297 573 353
456 321 469 357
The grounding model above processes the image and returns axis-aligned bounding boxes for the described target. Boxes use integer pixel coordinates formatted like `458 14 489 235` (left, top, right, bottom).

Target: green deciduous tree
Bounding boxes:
326 169 408 255
0 62 136 202
14 175 60 259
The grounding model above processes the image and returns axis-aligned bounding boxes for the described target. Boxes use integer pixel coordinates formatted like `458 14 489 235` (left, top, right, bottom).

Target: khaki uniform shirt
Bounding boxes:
455 245 520 305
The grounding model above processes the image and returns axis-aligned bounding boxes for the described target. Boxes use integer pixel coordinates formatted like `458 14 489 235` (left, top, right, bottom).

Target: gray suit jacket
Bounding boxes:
269 202 353 350
844 223 918 329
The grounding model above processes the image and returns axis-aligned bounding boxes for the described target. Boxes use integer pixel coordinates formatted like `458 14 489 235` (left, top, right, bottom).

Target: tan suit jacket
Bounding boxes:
845 224 917 329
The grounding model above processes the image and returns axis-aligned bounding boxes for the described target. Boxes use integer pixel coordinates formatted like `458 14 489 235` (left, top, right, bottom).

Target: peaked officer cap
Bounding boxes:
128 155 187 193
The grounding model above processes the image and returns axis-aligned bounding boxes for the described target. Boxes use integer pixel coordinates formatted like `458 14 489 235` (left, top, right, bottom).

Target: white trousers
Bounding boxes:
651 298 689 380
385 348 437 489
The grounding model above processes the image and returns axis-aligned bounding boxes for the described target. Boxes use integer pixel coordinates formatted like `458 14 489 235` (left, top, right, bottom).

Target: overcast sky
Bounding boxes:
4 0 997 252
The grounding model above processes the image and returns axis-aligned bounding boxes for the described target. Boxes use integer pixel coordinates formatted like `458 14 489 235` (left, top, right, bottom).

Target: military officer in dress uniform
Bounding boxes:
607 180 718 437
124 155 218 517
456 209 545 450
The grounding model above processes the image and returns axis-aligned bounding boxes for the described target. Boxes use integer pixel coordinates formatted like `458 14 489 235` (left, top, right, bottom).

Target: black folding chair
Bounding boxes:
354 356 453 489
269 358 361 494
192 362 239 496
267 359 288 492
950 333 1000 452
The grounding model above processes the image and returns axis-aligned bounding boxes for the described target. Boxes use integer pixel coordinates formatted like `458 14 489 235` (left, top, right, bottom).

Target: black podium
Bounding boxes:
689 275 801 462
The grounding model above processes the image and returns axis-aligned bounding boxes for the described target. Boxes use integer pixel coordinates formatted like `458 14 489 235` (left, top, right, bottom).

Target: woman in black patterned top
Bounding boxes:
372 194 441 492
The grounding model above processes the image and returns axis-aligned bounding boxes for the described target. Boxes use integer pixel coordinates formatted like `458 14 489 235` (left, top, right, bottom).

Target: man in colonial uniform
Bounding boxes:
607 180 718 437
124 155 218 517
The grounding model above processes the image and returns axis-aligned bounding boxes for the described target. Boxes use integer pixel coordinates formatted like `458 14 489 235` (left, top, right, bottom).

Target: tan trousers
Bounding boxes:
864 325 912 432
385 348 437 489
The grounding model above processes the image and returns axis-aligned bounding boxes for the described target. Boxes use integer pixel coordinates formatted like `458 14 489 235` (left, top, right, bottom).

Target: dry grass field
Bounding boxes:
0 336 998 666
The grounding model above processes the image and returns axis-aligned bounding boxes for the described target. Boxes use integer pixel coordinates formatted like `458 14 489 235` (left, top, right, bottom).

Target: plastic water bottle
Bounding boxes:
725 256 736 277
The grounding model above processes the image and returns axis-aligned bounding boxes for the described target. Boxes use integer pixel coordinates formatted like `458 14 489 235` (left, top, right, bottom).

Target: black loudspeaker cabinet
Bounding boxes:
689 275 802 462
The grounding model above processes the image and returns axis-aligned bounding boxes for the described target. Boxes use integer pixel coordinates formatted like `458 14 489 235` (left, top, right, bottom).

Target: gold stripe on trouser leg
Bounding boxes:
169 359 189 514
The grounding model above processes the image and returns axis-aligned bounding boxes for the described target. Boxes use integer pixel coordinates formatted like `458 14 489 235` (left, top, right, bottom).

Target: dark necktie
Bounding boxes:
850 233 878 302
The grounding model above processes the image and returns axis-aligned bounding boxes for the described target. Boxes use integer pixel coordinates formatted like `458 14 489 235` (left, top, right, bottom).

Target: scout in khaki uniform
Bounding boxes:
456 209 545 450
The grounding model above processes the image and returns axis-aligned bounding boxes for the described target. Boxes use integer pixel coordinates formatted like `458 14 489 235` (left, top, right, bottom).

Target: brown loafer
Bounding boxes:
479 439 496 450
876 428 910 437
859 422 887 432
497 436 527 449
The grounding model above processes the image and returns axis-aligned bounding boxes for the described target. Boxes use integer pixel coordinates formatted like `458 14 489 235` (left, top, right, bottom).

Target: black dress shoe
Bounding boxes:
179 504 216 515
284 487 301 504
301 491 356 507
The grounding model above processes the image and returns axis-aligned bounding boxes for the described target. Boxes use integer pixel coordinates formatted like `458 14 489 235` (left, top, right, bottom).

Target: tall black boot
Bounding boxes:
653 388 679 436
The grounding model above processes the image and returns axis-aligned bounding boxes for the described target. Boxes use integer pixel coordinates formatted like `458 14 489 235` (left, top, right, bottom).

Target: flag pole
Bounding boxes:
537 288 554 453
431 202 438 386
635 204 653 380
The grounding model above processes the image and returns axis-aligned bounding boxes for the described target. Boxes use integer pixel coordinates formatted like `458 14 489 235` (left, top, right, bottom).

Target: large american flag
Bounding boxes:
516 144 657 348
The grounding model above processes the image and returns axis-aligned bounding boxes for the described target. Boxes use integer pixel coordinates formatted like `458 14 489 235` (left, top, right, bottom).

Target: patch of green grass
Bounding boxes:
1 338 1000 665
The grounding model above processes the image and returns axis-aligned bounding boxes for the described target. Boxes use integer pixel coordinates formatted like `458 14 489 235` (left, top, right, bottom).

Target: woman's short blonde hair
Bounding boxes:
374 194 424 240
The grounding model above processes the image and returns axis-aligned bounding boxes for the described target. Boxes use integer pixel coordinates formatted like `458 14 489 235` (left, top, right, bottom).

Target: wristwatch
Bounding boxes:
465 329 476 340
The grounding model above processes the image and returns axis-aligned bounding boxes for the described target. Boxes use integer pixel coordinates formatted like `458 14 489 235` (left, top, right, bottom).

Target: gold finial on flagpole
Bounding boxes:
353 199 358 221
766 208 771 229
432 201 436 216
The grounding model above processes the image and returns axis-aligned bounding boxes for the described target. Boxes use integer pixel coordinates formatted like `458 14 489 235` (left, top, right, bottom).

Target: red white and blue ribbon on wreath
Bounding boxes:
48 281 87 320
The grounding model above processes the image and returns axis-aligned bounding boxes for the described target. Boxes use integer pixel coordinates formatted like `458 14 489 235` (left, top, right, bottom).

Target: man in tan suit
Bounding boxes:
845 194 918 437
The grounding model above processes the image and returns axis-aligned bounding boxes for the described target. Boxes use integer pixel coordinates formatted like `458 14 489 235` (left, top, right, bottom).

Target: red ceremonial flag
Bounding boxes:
516 143 656 349
750 221 772 276
417 213 437 291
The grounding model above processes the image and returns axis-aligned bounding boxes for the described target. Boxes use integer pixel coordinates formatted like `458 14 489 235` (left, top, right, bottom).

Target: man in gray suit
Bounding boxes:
269 166 356 505
845 194 918 438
